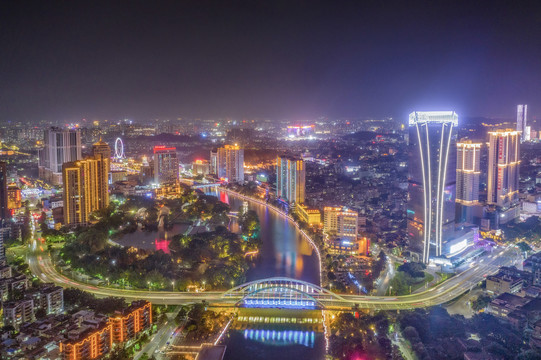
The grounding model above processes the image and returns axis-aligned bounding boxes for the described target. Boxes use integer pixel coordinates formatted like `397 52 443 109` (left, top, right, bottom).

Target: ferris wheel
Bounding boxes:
114 138 124 160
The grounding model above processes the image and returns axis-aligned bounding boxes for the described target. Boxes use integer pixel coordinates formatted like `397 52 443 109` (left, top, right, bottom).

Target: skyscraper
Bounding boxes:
276 155 305 204
63 155 109 226
92 138 111 172
517 105 528 142
153 146 179 185
38 127 82 185
92 139 111 208
487 130 520 223
456 140 481 223
407 111 457 263
215 145 244 183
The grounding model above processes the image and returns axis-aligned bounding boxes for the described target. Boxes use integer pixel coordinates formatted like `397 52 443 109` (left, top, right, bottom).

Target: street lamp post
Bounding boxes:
172 281 175 291
147 281 151 291
202 281 206 291
389 286 392 296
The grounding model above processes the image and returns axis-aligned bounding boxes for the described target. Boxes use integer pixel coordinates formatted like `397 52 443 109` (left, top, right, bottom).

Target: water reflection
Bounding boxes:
205 187 320 285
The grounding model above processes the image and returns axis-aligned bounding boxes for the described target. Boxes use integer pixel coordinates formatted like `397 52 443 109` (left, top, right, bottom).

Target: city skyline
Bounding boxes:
1 1 541 122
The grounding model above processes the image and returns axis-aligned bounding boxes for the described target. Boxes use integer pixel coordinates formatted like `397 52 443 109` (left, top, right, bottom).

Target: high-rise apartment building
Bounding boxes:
276 156 305 204
517 105 528 142
110 300 152 343
487 130 520 223
407 111 457 263
92 138 111 172
456 140 481 223
153 146 179 185
214 145 244 183
323 206 359 239
0 162 8 222
63 155 109 226
38 127 82 185
92 140 111 208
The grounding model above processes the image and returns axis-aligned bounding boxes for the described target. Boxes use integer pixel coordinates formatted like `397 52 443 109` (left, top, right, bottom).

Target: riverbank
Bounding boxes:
218 186 324 287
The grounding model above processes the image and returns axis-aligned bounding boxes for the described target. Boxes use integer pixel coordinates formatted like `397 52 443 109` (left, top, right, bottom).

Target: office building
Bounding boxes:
456 140 481 223
153 146 179 185
407 111 457 263
487 130 520 223
276 155 305 204
38 127 82 185
0 162 7 222
110 300 152 343
323 206 359 239
214 145 244 183
63 155 109 226
517 104 528 142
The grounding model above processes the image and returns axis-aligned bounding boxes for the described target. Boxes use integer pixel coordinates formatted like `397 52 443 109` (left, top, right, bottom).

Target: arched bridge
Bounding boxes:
221 277 347 309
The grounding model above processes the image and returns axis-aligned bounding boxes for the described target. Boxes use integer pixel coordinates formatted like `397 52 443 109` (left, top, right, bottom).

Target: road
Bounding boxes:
135 309 180 360
25 187 521 311
27 236 518 310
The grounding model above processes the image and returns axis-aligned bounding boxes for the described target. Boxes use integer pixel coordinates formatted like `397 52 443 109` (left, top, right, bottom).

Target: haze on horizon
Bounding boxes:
1 1 541 122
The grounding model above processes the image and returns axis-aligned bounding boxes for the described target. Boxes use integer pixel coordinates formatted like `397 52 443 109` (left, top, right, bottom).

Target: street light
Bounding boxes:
389 286 392 296
171 280 175 291
147 281 151 291
106 277 109 286
202 280 206 291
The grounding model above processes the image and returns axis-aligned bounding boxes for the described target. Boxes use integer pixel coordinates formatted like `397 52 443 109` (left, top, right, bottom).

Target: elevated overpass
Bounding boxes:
28 245 517 310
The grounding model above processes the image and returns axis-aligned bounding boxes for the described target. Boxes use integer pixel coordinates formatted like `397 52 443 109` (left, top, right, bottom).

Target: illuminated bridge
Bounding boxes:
221 277 346 309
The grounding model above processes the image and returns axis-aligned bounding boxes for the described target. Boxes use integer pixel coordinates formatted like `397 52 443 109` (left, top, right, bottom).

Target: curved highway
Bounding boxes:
26 187 521 310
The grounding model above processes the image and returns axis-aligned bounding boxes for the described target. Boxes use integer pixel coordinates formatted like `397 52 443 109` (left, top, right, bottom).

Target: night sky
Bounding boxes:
2 1 541 122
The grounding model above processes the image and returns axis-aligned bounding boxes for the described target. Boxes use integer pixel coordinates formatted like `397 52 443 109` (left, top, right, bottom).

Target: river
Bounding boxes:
204 187 325 360
115 187 325 359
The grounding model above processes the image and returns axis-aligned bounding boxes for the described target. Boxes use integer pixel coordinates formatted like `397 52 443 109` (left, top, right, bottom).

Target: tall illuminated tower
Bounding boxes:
517 105 528 142
487 130 520 223
456 140 481 223
407 111 457 263
276 156 305 204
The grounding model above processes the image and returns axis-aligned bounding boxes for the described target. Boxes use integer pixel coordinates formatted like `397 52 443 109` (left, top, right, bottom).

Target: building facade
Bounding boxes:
517 104 528 142
214 145 244 183
7 183 21 212
276 156 305 204
0 162 8 222
295 204 321 226
60 322 113 360
110 300 152 343
407 111 457 263
456 140 481 223
3 299 34 329
62 155 109 226
487 130 520 224
323 206 359 240
38 127 82 185
153 146 179 185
